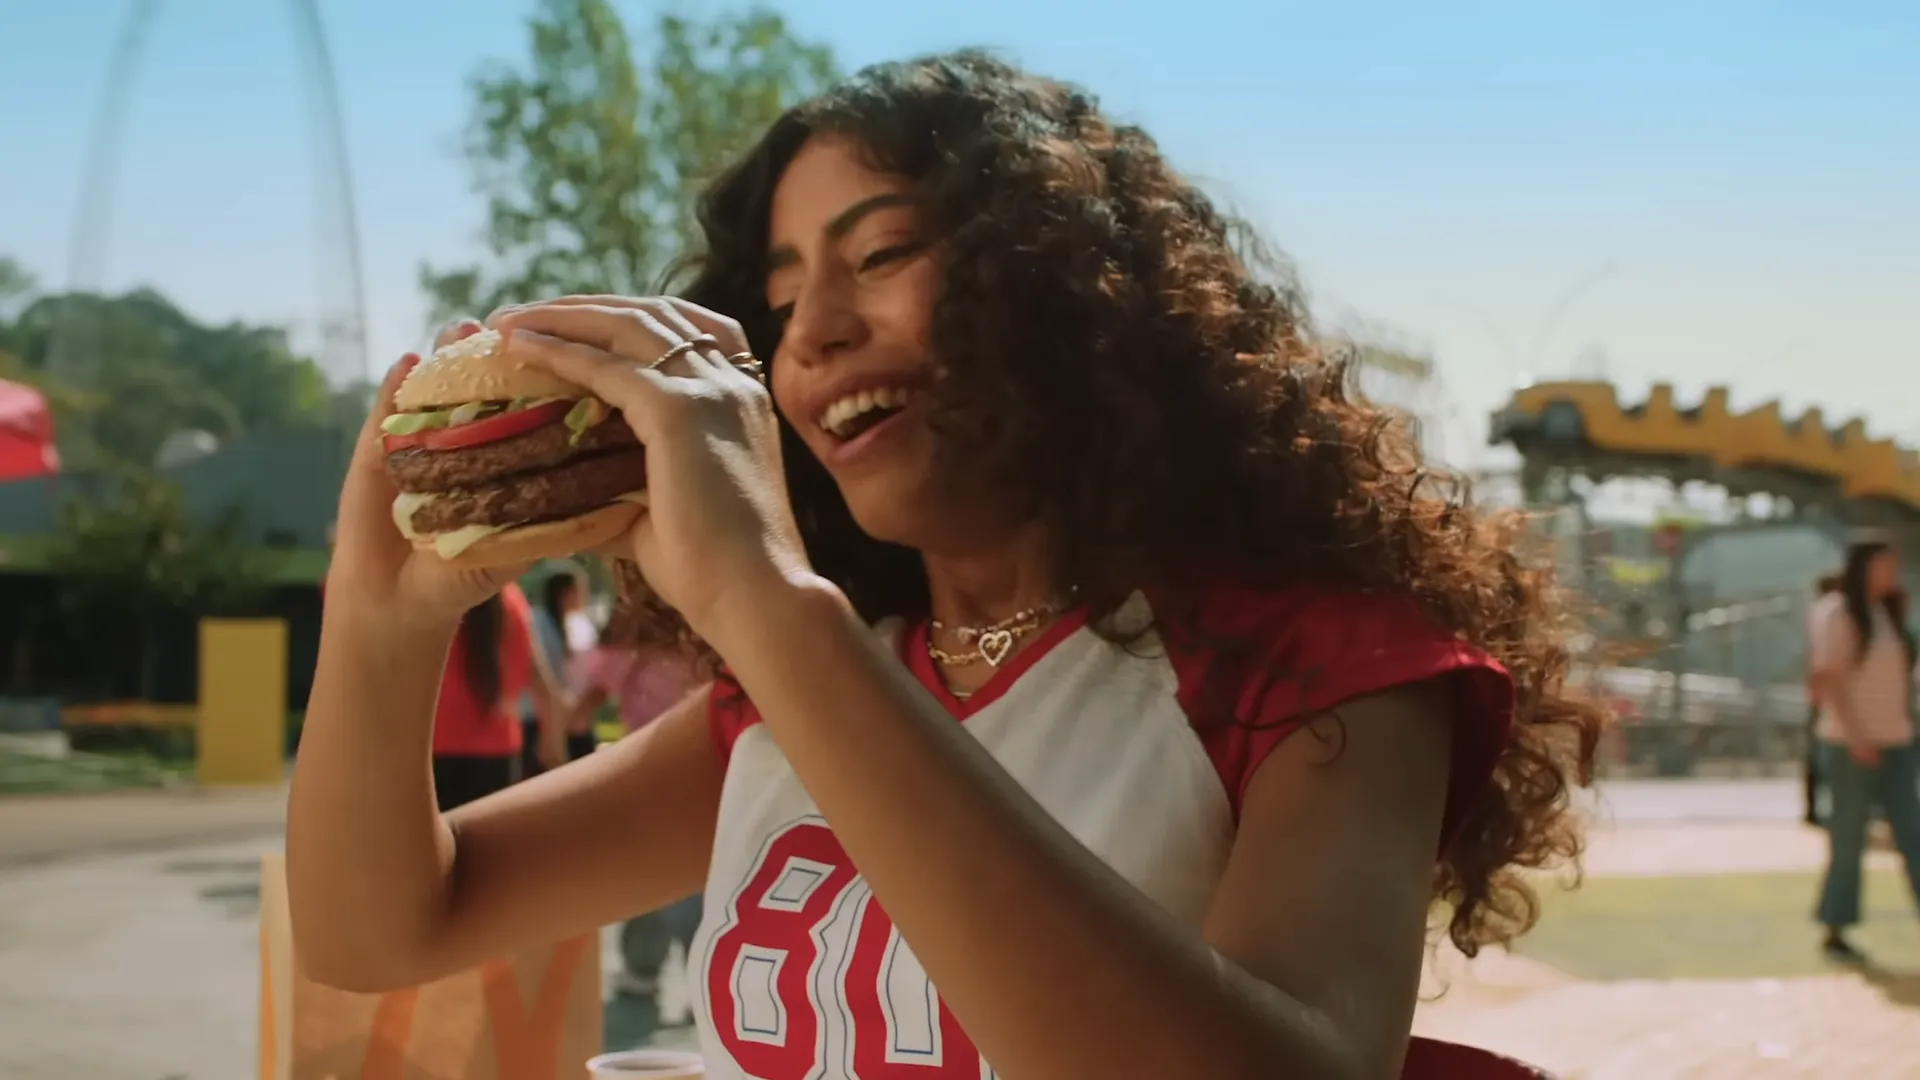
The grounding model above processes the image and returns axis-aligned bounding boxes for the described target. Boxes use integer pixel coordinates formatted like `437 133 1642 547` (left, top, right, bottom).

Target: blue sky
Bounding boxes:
2 1 1915 466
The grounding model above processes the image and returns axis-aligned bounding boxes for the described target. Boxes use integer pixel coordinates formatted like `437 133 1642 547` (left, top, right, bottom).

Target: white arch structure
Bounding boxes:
56 0 370 390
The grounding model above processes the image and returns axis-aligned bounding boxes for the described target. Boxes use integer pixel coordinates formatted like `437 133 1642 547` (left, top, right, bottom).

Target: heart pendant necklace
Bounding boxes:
927 600 1067 670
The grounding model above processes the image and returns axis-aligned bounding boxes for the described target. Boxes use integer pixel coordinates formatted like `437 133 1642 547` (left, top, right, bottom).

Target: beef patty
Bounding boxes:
385 415 637 493
405 448 648 533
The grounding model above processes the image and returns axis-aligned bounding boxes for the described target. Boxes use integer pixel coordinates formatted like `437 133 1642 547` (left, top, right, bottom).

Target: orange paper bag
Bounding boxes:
259 854 603 1080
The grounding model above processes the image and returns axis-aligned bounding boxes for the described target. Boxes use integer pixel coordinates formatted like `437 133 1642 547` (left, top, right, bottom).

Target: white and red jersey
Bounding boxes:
686 582 1513 1079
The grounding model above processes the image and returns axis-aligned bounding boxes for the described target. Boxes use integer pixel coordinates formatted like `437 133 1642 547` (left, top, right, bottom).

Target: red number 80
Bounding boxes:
706 822 986 1078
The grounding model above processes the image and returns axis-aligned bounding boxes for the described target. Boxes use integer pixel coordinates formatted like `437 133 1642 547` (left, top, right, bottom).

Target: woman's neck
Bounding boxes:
921 521 1060 629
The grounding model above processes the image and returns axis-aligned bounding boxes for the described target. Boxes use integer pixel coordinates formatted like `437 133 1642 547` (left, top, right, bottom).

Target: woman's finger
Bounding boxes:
660 298 758 383
351 354 419 467
485 295 632 325
641 298 733 378
432 318 485 352
492 302 680 363
337 354 418 523
492 295 651 318
496 330 671 436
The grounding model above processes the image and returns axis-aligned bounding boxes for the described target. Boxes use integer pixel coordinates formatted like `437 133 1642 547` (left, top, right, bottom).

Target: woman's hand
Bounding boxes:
488 296 814 646
325 320 530 633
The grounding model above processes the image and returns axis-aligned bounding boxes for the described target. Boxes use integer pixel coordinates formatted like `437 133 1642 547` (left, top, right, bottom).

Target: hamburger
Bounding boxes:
381 329 648 568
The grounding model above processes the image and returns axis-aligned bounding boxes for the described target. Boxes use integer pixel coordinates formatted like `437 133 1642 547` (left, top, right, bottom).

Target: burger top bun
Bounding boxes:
411 500 643 570
393 328 588 411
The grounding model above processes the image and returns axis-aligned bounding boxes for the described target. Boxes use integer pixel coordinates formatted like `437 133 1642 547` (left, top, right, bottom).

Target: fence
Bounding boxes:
1597 588 1814 777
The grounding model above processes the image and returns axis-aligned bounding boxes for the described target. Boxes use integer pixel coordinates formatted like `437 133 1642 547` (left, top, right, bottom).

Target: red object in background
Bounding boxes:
0 380 59 480
1652 522 1685 557
1403 1037 1554 1078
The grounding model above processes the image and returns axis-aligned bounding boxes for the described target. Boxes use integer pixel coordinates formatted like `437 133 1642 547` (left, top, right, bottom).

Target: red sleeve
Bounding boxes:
708 667 761 763
1159 583 1513 849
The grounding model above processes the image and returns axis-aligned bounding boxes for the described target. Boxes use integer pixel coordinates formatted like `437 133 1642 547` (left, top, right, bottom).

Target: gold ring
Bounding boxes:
725 351 764 381
644 334 718 371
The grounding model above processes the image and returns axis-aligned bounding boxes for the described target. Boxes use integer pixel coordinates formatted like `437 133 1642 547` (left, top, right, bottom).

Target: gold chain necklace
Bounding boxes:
927 601 1065 668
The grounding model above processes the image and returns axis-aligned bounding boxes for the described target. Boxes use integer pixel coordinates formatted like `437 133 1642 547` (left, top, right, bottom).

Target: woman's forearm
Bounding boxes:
707 577 1350 1079
286 607 458 990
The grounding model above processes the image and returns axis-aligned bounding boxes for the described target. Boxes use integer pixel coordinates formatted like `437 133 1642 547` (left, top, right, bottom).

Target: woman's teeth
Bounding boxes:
820 386 913 439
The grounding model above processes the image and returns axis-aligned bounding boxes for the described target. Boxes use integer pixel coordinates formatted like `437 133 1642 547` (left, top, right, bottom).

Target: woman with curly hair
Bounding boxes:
291 50 1599 1078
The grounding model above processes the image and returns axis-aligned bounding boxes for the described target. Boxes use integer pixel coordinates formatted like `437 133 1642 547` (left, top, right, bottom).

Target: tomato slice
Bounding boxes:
381 400 575 456
423 400 572 451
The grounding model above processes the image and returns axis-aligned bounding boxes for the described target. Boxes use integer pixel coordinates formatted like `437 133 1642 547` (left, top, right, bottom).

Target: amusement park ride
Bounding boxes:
1493 378 1920 537
1491 379 1920 756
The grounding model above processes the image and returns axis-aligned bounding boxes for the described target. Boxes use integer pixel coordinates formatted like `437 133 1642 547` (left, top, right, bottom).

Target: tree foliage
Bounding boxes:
45 468 271 698
2 285 331 471
421 0 838 322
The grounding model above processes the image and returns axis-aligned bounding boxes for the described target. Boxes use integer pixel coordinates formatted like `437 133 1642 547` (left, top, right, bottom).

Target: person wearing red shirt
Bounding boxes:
431 582 565 811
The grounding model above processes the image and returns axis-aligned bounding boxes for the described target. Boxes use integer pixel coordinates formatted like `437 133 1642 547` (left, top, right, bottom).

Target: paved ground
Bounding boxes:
0 785 285 869
0 778 1915 1078
1411 808 1920 1077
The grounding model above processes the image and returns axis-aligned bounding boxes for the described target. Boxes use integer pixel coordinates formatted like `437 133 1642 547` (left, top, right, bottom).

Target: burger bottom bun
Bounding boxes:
410 500 643 570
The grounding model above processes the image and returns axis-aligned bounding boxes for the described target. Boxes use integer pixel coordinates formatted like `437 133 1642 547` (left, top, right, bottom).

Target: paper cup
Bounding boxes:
586 1049 705 1078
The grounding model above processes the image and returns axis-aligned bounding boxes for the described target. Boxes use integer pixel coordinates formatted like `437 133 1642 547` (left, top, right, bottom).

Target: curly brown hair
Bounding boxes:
650 49 1603 957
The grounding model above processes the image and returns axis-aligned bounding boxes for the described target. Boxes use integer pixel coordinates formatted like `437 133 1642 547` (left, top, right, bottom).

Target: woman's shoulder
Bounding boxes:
1146 575 1511 735
1146 576 1515 829
1148 577 1460 655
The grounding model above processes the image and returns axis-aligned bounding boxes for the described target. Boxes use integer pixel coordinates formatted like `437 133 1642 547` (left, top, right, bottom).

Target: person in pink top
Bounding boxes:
570 641 700 738
569 639 704 1009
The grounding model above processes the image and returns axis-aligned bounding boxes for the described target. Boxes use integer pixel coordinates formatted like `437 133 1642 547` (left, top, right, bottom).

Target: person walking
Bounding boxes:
432 583 565 810
568 636 703 1010
1808 540 1920 963
524 566 593 774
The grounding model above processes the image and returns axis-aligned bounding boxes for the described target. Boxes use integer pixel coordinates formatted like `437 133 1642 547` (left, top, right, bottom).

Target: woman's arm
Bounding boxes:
287 625 722 993
707 579 1451 1080
1808 601 1872 758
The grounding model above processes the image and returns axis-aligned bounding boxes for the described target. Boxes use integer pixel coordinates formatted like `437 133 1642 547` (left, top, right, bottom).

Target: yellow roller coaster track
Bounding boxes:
1490 380 1920 515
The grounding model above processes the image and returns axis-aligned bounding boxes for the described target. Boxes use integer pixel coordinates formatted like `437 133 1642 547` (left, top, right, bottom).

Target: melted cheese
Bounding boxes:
432 524 508 558
388 489 648 559
391 491 436 538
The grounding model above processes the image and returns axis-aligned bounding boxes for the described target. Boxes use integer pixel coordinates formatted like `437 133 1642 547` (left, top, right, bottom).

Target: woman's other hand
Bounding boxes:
325 319 530 633
489 296 812 647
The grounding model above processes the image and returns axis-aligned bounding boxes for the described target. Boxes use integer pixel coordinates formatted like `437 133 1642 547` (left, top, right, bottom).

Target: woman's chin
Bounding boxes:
842 488 935 548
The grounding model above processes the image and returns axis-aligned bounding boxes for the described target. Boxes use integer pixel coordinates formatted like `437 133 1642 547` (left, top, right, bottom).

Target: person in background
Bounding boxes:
568 634 704 1009
435 582 565 810
1804 571 1842 825
1808 540 1920 964
523 566 589 774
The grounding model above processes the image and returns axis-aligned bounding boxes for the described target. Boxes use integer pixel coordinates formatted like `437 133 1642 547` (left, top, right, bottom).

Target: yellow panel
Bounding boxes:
1502 380 1920 513
198 618 288 787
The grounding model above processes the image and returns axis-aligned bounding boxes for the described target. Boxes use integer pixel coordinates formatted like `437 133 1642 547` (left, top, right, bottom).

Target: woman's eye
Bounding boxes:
859 242 923 272
768 304 794 331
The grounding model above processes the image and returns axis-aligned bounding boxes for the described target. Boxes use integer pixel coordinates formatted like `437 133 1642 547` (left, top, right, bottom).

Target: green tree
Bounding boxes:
4 286 331 471
421 0 838 322
46 469 270 700
0 256 34 313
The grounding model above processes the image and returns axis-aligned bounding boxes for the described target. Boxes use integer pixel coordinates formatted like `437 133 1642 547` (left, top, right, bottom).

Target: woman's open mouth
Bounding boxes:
816 384 918 463
819 385 913 442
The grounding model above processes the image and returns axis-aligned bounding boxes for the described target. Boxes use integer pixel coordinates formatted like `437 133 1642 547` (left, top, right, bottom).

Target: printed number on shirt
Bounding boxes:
706 820 989 1077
